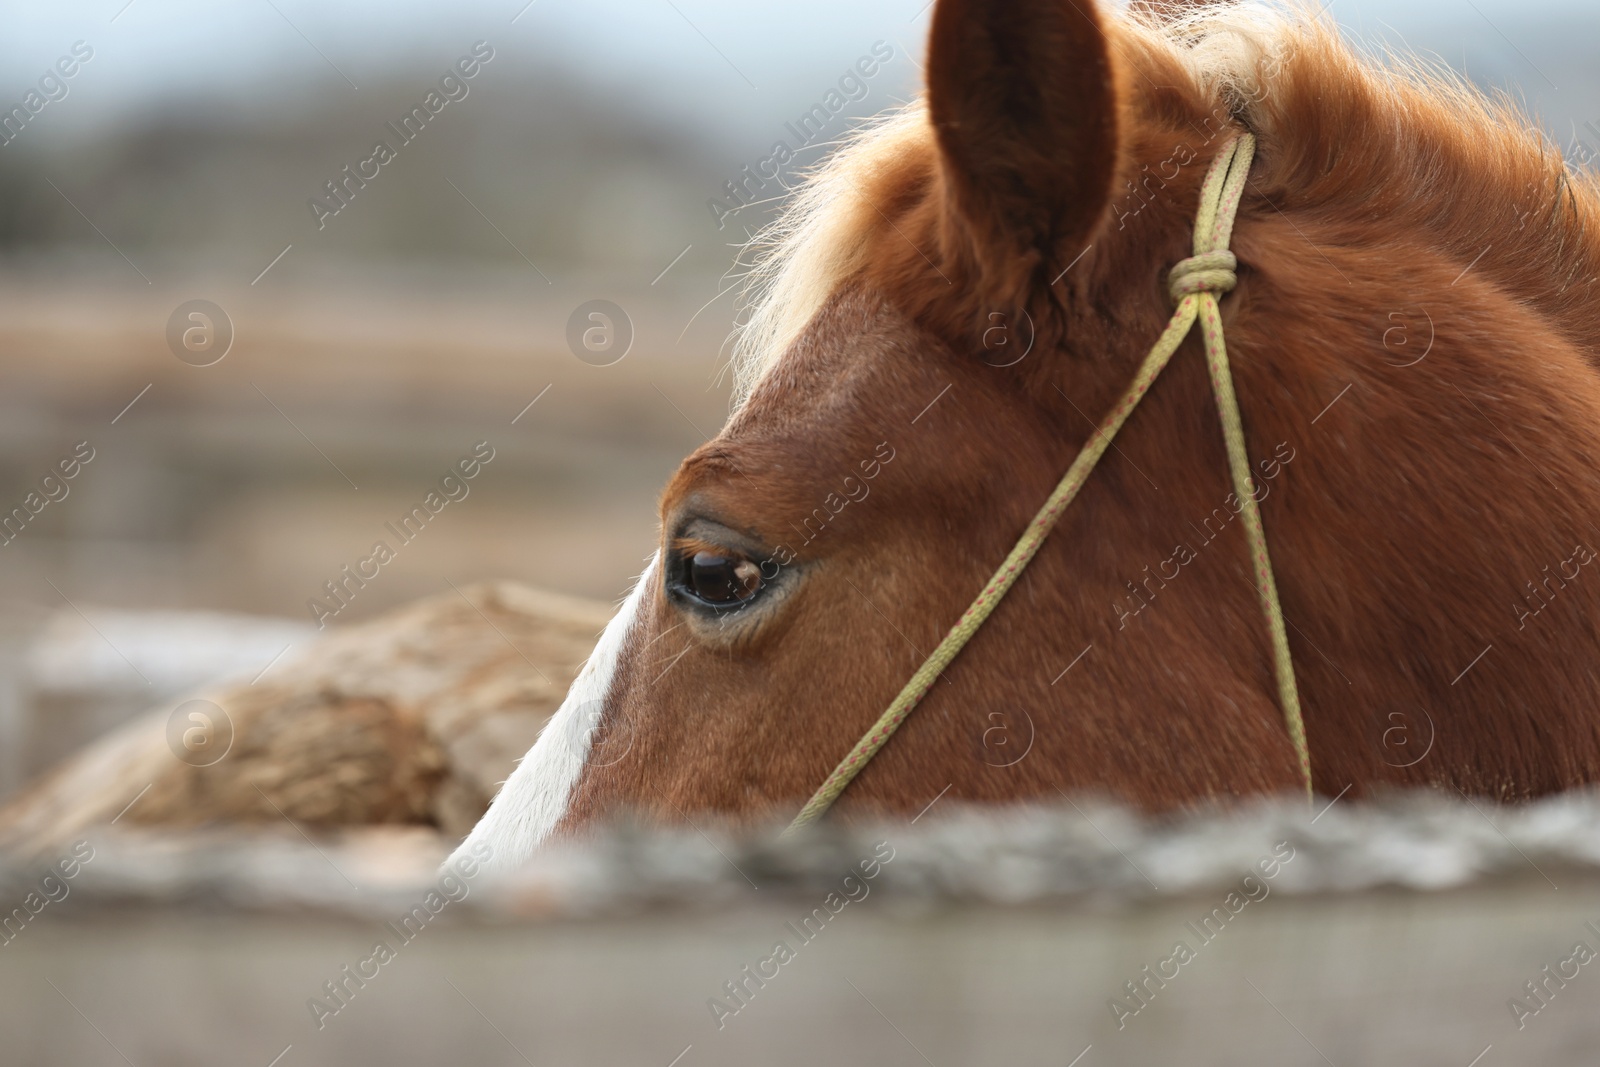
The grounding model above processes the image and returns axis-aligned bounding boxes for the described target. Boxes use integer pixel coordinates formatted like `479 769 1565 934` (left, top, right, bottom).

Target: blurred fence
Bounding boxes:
3 797 1599 1065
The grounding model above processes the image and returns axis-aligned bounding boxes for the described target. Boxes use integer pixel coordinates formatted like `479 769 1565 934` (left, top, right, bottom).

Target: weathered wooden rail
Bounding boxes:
2 798 1598 1066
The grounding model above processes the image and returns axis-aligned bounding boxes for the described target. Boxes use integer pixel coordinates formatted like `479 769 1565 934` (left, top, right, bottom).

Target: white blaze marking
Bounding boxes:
448 554 659 875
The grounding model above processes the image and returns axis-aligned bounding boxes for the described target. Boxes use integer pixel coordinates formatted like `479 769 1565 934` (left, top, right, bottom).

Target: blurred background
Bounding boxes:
0 0 1596 794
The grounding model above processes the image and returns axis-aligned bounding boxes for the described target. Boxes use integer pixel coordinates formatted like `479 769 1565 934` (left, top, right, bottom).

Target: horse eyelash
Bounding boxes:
670 536 744 559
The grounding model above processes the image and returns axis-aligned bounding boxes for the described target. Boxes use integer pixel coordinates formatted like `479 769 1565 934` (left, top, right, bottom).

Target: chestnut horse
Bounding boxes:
456 0 1600 871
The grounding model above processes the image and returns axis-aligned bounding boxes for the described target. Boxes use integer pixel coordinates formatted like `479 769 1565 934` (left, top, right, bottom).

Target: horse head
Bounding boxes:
458 0 1600 872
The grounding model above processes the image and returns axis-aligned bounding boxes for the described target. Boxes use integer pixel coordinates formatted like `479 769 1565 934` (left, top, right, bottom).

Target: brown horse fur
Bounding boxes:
556 0 1600 836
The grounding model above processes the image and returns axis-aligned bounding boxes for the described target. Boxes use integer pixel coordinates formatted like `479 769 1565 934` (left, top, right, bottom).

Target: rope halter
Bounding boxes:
1168 249 1238 299
783 133 1311 836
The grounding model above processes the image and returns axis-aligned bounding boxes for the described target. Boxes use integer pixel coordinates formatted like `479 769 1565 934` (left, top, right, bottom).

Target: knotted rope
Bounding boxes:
785 133 1310 835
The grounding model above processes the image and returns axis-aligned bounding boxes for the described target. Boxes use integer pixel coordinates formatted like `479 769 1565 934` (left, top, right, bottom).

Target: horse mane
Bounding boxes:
728 1 1600 408
729 106 930 407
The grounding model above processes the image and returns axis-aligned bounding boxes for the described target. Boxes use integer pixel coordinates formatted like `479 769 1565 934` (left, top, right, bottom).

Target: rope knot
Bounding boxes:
1168 249 1237 301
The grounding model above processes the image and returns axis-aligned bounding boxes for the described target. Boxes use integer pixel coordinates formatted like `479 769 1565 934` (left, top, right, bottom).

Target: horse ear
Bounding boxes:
926 0 1123 298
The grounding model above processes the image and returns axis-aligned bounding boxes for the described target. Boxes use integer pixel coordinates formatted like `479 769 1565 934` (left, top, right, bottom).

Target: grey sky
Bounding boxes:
1 0 1595 148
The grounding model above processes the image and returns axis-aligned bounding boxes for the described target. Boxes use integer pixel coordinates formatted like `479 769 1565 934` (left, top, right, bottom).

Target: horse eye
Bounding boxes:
684 550 762 607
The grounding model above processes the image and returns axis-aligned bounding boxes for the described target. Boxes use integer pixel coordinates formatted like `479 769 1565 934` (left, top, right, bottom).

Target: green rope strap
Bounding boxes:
784 133 1310 835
